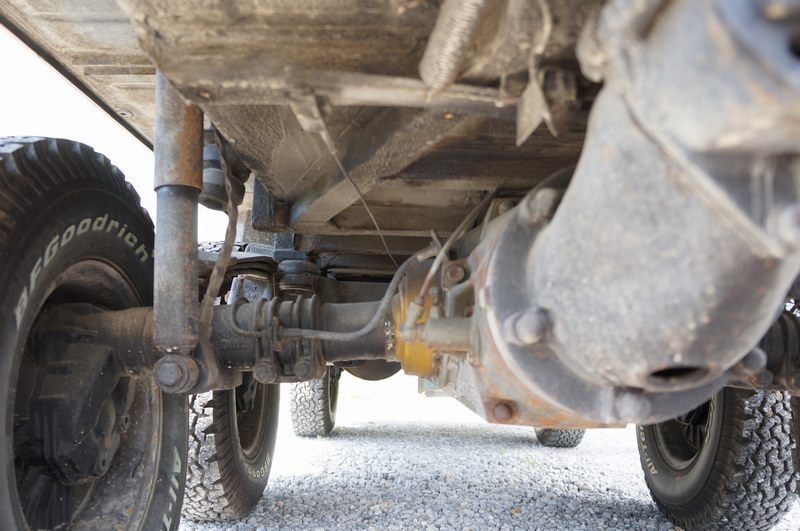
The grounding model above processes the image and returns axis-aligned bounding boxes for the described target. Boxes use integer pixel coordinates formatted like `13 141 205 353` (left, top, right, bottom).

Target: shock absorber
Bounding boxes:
152 71 204 391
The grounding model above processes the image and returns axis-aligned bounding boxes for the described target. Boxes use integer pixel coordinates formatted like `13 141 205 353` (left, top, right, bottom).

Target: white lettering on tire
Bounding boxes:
162 446 183 530
13 213 151 329
638 426 658 475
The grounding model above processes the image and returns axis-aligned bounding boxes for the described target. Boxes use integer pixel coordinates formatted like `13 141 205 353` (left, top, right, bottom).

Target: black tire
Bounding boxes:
534 428 586 448
0 137 188 530
793 396 800 495
290 366 341 437
183 379 280 521
637 388 796 530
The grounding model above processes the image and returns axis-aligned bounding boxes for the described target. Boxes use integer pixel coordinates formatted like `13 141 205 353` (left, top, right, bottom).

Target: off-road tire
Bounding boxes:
793 396 800 495
183 382 280 521
534 428 586 448
290 367 341 437
637 388 796 530
0 137 187 530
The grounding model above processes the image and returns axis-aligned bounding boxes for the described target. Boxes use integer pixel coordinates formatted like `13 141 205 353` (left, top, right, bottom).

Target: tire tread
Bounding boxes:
643 390 797 530
0 137 152 250
183 392 239 521
534 428 586 448
290 373 336 438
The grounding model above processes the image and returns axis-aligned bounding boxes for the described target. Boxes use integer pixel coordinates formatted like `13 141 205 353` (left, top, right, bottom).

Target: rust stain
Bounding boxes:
173 106 204 189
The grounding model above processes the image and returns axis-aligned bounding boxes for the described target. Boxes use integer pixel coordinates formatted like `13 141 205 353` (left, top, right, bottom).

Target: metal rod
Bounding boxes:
153 71 204 355
421 317 473 351
321 301 391 361
181 72 516 119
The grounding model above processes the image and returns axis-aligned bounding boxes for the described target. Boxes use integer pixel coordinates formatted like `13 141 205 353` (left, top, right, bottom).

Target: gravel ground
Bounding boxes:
181 374 800 531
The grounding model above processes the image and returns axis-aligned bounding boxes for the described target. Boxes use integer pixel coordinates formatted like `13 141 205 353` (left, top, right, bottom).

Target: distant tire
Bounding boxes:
290 367 341 437
183 378 280 521
534 428 586 448
637 388 796 530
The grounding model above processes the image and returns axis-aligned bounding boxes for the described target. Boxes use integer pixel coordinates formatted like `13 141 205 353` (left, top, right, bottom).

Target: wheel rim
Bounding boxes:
11 260 160 529
653 399 712 471
235 382 275 463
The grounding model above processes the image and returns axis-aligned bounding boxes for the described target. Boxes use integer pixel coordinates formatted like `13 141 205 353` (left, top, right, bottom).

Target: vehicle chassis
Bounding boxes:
3 0 793 433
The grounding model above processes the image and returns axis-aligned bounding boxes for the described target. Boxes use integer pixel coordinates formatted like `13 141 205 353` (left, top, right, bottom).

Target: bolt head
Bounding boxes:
156 361 183 387
294 361 312 379
492 402 514 422
154 355 199 393
757 370 775 387
445 264 467 283
253 361 277 383
505 309 549 346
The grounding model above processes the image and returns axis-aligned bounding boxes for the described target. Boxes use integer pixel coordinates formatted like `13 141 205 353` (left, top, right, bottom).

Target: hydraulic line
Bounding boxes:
280 245 436 341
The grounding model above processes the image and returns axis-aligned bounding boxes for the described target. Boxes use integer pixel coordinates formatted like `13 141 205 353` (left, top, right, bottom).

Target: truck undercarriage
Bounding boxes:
1 0 800 529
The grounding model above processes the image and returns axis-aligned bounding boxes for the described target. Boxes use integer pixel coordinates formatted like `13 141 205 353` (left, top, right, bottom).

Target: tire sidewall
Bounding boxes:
793 397 800 494
0 182 186 530
220 383 280 507
637 391 724 509
328 367 340 424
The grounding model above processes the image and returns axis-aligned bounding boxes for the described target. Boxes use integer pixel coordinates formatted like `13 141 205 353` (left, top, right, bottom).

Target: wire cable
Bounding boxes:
199 132 239 341
414 191 495 305
319 130 399 268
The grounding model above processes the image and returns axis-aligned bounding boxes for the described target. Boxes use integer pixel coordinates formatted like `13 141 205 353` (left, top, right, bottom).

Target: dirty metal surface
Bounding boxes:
444 0 800 426
0 0 154 144
0 0 592 251
153 73 203 190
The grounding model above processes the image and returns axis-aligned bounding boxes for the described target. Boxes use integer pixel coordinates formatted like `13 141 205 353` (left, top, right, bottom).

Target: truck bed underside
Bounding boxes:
0 0 592 260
